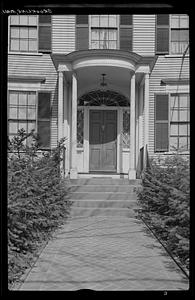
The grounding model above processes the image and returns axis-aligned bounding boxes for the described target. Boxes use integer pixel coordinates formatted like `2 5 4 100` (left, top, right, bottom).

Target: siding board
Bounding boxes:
133 15 155 55
52 15 76 54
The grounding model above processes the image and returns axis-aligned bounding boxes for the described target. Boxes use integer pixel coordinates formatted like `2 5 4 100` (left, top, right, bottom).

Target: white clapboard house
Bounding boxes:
7 14 190 179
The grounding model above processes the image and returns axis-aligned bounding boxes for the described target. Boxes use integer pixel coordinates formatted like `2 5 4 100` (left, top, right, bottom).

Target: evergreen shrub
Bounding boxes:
8 129 71 288
137 153 190 269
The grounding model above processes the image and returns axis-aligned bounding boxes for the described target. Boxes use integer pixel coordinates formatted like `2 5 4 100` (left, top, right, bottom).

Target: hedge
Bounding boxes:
8 130 71 288
137 153 190 270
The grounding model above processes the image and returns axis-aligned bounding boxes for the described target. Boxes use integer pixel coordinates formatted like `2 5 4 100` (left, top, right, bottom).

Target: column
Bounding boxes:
144 73 149 168
129 73 136 179
64 79 69 177
58 70 64 177
70 72 78 179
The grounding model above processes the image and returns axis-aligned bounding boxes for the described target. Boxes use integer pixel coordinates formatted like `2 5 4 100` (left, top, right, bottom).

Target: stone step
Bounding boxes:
65 178 142 186
66 185 138 193
66 192 137 200
69 207 137 218
70 199 138 209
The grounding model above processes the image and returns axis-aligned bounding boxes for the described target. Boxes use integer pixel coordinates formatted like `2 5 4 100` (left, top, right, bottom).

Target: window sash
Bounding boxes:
170 14 189 54
169 93 190 151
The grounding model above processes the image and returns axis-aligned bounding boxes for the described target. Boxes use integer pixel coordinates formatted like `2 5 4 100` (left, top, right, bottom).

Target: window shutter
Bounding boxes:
38 92 51 148
155 94 169 151
76 15 89 50
120 15 133 51
156 14 169 54
38 15 51 52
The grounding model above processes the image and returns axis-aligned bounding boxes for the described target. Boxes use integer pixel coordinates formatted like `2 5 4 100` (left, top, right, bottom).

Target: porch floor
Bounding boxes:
17 179 189 291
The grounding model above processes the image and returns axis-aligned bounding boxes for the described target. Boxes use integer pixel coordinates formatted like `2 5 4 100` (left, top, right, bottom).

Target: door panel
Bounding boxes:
89 110 117 171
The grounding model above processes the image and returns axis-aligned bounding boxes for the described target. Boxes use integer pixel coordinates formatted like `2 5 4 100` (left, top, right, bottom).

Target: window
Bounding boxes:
90 15 118 49
77 109 84 148
8 91 37 145
122 110 130 148
170 15 189 54
170 94 190 150
9 15 38 52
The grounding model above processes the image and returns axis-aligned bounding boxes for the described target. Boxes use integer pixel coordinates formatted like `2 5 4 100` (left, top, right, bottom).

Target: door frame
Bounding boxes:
80 105 125 174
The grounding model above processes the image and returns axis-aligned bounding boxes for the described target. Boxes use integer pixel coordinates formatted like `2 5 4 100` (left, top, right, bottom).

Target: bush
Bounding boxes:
8 130 71 288
137 153 190 269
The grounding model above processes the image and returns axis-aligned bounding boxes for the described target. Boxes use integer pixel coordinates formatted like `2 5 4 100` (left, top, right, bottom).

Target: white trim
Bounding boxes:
8 82 42 91
165 84 189 93
73 57 135 71
83 106 89 172
8 52 44 56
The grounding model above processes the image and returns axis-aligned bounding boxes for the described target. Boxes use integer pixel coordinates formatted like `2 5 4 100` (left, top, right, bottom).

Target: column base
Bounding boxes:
128 169 136 180
70 168 78 179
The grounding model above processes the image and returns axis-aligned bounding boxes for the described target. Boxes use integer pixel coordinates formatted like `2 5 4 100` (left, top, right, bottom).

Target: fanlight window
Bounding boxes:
78 90 130 107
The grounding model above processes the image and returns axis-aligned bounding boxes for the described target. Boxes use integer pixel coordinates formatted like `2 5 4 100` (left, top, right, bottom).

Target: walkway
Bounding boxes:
18 215 189 291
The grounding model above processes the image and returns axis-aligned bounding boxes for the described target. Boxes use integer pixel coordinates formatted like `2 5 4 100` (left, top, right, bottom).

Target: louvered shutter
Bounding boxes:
156 14 169 54
120 15 133 51
155 94 169 151
38 92 51 148
38 15 51 52
76 15 89 50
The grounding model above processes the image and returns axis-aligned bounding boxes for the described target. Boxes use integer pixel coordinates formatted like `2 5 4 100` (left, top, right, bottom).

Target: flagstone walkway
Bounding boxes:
18 215 189 291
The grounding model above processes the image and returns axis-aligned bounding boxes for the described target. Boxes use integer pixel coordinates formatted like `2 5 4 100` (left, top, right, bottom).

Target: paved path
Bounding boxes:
18 215 189 291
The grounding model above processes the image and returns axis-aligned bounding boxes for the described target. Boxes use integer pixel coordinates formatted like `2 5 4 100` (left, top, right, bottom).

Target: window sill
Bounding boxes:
155 150 190 155
8 52 43 56
165 54 190 58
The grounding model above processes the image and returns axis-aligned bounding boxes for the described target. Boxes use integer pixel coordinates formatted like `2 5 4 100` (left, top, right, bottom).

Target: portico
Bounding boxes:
52 50 155 179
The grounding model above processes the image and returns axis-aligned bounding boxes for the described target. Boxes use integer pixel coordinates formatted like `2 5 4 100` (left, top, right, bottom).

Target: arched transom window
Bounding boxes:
78 90 130 107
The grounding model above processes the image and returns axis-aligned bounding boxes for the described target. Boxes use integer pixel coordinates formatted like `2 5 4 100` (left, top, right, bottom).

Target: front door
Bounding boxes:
89 110 117 172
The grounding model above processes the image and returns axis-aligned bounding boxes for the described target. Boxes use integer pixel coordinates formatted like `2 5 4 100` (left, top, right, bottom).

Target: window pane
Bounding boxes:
100 15 108 27
180 30 189 41
179 137 188 150
179 95 188 107
19 15 28 25
170 109 178 122
9 122 18 134
170 123 178 135
19 93 27 105
28 93 36 105
91 29 99 40
9 108 17 119
18 107 27 119
29 28 37 38
180 15 189 28
179 109 188 121
109 41 117 49
91 15 99 27
20 40 28 51
10 15 19 25
170 96 179 108
27 108 36 119
9 93 18 105
29 40 37 52
28 122 36 133
91 40 99 49
100 29 108 40
29 15 37 26
18 122 27 131
170 136 178 150
99 40 109 49
109 15 117 27
171 30 180 41
20 28 28 38
179 124 188 135
10 39 19 51
109 30 117 40
171 15 180 28
11 28 19 38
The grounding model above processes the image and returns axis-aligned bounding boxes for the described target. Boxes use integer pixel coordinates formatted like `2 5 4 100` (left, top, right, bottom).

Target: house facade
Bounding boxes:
7 14 190 179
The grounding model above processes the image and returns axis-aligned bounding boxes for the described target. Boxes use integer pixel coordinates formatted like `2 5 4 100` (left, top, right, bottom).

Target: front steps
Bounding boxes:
65 178 142 218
